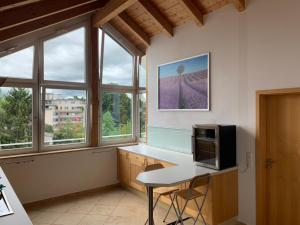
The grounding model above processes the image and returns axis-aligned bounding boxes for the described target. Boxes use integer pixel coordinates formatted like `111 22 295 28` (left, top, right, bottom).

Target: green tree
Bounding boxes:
102 111 116 136
0 88 32 147
53 118 84 140
45 124 54 133
120 93 131 125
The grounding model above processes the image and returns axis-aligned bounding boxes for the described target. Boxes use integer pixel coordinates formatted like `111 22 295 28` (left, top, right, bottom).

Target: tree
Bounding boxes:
0 88 32 147
45 124 54 133
102 111 116 136
53 118 84 141
102 93 132 136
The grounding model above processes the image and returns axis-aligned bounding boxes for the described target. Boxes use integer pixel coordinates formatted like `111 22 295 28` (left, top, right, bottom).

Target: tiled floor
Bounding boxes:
26 187 237 225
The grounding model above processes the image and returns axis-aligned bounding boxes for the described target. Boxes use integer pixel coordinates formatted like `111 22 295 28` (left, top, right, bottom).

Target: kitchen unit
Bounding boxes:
118 144 238 225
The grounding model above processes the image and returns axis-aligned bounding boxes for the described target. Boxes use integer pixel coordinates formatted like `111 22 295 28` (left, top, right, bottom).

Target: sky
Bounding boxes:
0 27 134 86
159 54 208 79
102 33 133 86
0 46 34 79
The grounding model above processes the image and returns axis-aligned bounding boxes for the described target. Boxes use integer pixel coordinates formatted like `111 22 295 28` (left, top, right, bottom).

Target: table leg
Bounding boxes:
147 186 154 225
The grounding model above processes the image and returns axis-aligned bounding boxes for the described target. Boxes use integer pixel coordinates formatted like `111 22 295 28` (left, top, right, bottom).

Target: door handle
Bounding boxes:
266 158 275 169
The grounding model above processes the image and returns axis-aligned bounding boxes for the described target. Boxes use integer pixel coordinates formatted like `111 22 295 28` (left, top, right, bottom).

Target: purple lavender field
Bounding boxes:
159 70 208 109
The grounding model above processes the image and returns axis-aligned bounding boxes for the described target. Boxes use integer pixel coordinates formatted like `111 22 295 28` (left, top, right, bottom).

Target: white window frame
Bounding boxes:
0 42 39 156
0 15 148 156
39 22 91 151
99 30 138 145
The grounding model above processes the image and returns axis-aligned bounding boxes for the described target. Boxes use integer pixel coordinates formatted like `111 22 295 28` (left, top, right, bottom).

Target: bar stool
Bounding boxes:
143 163 179 225
174 173 210 225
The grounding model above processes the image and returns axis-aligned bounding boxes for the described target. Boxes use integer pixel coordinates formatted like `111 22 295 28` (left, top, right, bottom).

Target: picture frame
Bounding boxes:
158 53 210 111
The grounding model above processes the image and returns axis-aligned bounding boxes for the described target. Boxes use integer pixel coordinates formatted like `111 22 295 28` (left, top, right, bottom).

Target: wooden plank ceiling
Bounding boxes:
0 0 246 53
0 0 109 43
93 0 246 53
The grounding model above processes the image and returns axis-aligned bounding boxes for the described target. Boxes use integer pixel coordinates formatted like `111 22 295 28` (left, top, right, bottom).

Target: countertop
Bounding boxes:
118 144 237 187
0 167 33 225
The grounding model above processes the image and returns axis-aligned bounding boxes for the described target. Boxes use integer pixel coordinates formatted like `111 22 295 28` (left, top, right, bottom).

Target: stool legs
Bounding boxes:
163 194 180 223
175 195 188 225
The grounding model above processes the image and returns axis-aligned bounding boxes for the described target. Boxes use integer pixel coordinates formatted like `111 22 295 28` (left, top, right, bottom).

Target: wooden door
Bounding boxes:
265 94 300 225
118 150 130 185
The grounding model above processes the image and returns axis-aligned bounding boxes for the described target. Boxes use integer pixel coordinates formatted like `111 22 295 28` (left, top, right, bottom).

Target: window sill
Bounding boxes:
0 142 138 161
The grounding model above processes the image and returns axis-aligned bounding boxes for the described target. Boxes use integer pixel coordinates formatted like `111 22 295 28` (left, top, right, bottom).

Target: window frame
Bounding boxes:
99 30 138 145
0 42 39 156
39 22 91 151
0 16 147 157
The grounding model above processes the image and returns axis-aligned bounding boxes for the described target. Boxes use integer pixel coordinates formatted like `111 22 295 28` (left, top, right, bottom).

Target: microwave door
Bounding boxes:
195 139 216 168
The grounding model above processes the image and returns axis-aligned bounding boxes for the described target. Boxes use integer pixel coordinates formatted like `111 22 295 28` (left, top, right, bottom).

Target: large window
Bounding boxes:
0 24 88 155
100 32 136 143
0 20 147 155
42 27 88 150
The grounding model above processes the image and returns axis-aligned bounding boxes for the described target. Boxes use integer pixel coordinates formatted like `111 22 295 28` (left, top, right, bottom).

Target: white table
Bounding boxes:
119 144 237 225
0 167 33 225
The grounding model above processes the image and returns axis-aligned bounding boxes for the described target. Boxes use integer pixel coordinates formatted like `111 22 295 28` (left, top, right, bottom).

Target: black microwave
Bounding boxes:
192 124 236 170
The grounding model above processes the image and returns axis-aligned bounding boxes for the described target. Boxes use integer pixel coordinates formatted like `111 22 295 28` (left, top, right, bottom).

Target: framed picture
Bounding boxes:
158 53 210 111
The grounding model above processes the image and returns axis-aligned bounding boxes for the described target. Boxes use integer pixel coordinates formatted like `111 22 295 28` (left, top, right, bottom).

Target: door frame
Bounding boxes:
256 87 300 225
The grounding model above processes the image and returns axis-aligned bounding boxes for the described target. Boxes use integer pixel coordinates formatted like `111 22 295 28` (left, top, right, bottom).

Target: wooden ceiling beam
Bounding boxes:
232 0 246 12
0 0 29 8
117 12 150 46
0 0 106 30
178 0 203 26
137 0 173 38
0 1 103 43
92 0 138 27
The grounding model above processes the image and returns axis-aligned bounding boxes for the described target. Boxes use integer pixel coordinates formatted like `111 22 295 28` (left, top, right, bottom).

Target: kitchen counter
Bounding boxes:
118 144 238 225
118 144 237 187
0 167 32 225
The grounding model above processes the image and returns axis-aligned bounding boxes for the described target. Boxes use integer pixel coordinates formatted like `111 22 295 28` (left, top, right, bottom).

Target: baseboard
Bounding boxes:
23 183 121 209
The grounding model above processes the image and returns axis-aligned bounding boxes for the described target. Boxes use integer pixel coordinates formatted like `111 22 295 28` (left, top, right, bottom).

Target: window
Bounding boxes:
0 87 33 150
102 92 132 140
44 89 87 146
44 28 85 83
0 20 147 156
102 34 133 86
100 32 136 143
0 46 34 79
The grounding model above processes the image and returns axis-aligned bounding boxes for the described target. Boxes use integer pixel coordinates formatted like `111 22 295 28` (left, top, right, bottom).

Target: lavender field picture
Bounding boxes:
158 53 209 110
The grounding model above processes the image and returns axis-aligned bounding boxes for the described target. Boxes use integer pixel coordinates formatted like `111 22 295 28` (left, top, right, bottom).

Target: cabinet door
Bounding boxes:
129 153 147 192
118 150 130 185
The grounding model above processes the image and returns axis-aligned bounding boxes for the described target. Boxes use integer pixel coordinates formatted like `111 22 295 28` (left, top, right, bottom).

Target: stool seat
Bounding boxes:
175 189 204 201
154 187 179 196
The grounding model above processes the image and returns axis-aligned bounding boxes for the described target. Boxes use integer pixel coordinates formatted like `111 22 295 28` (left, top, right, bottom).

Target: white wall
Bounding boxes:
147 0 300 224
0 148 118 204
